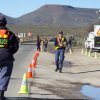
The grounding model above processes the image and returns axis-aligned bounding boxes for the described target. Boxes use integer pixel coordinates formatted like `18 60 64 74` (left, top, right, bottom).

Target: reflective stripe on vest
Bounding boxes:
55 46 59 50
0 30 9 48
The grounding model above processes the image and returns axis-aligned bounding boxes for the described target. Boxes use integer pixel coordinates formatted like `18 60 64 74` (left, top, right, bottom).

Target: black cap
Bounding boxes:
0 15 7 26
59 31 63 34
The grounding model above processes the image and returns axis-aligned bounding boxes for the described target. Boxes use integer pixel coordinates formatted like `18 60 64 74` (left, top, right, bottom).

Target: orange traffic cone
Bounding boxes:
27 64 33 78
29 63 33 68
34 55 37 62
32 59 36 68
34 53 37 58
35 51 39 57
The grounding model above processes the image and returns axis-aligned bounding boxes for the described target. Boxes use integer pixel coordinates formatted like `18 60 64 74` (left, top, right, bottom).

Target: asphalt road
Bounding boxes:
5 44 36 99
4 45 100 100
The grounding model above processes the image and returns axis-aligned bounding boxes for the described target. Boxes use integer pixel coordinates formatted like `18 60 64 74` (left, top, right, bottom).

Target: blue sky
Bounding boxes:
0 0 100 18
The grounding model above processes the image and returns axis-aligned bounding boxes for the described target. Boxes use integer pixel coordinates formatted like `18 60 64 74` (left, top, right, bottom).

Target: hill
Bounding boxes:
15 5 98 27
0 5 99 27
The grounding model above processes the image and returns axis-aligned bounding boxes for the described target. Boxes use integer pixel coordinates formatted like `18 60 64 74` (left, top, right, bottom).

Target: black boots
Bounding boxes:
55 68 59 72
59 68 62 73
55 68 62 73
0 91 5 100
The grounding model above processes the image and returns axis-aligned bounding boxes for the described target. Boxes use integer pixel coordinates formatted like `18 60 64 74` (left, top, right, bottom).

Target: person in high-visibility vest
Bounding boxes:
0 15 19 100
54 31 67 73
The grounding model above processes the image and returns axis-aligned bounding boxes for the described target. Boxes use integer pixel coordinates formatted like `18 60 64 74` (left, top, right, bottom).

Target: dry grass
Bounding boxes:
8 25 90 46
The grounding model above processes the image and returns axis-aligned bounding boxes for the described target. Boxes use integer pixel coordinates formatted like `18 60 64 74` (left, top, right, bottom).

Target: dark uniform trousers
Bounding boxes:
0 62 13 91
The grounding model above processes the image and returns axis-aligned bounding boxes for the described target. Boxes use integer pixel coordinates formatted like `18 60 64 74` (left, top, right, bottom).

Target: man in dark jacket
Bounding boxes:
0 15 19 100
36 35 41 51
54 31 67 73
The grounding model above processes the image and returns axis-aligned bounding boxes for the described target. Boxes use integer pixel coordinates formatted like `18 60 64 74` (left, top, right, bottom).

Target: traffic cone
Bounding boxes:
27 64 33 78
88 50 91 57
85 49 88 55
69 49 72 54
18 73 29 94
94 52 97 59
32 58 36 68
81 48 84 54
35 50 39 57
34 53 37 58
34 55 37 62
29 63 33 68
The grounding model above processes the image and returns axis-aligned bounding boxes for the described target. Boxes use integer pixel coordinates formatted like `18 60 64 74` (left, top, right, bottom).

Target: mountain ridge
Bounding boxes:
0 4 99 27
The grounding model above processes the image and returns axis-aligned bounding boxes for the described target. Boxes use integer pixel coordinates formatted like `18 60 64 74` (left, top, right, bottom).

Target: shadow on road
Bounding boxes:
62 69 100 74
63 60 74 68
5 97 88 100
73 69 100 74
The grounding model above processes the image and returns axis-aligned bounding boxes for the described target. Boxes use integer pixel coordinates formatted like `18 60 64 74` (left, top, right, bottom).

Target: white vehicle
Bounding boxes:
85 25 100 51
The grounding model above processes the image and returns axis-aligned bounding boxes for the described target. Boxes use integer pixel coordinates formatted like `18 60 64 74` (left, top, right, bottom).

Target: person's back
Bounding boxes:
0 27 19 64
0 15 19 100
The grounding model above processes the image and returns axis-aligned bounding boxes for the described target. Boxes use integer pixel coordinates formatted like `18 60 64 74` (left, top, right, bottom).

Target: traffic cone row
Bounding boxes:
26 50 39 79
18 50 40 94
81 48 98 59
31 50 39 68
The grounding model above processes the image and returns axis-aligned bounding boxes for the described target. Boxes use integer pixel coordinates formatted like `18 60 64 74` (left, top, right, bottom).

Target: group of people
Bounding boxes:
36 35 48 52
0 14 73 99
36 31 73 73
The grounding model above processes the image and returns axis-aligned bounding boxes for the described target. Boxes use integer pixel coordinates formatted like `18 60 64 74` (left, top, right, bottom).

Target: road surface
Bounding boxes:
4 45 100 100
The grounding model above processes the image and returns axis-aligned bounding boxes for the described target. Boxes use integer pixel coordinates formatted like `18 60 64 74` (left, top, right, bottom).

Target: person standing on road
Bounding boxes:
54 31 67 73
40 40 44 51
66 36 73 52
43 38 48 52
0 15 19 100
36 35 41 51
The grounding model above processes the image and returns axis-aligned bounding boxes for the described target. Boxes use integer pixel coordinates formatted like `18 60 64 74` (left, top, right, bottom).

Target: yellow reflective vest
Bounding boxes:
0 30 9 48
55 36 66 50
